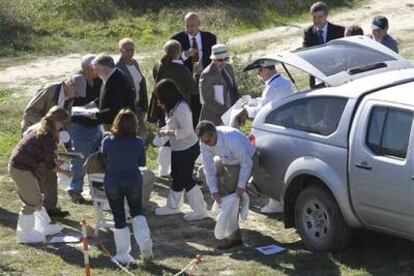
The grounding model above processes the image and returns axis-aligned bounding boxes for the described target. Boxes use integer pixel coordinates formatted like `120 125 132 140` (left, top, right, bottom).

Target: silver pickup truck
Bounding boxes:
249 37 414 252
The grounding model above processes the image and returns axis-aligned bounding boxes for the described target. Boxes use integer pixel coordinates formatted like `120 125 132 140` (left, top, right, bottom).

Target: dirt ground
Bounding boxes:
1 0 414 275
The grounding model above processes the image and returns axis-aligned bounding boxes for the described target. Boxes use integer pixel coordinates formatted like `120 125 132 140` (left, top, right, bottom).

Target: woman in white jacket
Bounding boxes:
154 79 208 220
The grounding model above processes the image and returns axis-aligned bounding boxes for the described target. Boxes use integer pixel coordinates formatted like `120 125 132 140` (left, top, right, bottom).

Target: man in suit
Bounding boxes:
116 38 148 138
199 44 239 126
302 1 345 88
89 54 135 129
171 12 217 127
22 73 87 217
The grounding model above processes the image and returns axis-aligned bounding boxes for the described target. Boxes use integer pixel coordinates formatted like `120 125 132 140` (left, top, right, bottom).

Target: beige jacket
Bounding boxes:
22 82 73 132
199 63 239 126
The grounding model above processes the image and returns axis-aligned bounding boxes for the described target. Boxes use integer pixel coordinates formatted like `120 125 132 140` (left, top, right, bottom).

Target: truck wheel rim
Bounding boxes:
302 199 330 240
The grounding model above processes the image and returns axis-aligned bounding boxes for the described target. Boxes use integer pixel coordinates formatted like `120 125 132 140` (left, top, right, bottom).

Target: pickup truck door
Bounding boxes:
349 100 414 236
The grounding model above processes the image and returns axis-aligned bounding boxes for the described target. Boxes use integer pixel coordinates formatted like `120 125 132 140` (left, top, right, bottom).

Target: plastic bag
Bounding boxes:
213 193 250 240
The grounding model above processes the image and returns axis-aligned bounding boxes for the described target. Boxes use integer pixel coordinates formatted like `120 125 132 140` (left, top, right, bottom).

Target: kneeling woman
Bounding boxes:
154 79 208 220
9 106 68 243
101 109 153 264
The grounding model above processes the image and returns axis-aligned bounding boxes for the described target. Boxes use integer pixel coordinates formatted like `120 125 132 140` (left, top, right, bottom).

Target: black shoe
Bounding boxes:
46 208 70 218
68 190 89 204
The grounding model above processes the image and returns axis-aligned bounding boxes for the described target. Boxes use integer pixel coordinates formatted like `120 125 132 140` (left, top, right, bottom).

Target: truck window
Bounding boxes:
265 97 347 136
366 106 413 159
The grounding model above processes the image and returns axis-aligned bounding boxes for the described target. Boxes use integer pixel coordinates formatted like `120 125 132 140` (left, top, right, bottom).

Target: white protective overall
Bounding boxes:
155 189 184 216
183 185 209 221
156 146 171 177
34 207 63 236
16 213 45 243
132 215 153 261
112 227 134 264
212 193 249 240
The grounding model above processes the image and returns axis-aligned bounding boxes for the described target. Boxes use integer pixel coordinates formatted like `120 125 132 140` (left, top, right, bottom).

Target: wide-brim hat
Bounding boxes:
210 44 229 60
243 58 277 72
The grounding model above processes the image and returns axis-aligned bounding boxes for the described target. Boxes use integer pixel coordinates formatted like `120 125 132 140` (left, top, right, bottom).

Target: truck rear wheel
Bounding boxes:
295 185 352 252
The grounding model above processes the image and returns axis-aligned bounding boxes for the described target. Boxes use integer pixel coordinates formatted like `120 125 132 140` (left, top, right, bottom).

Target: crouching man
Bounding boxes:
196 120 257 249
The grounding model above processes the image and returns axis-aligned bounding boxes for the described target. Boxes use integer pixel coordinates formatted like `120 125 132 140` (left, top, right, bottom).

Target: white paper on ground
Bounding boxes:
49 235 82 243
213 85 225 105
71 106 99 116
255 244 286 255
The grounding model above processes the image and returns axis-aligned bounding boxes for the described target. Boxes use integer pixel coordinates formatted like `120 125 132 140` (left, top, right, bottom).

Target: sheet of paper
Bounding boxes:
214 85 225 105
57 151 85 159
71 106 99 117
255 244 286 255
49 235 82 244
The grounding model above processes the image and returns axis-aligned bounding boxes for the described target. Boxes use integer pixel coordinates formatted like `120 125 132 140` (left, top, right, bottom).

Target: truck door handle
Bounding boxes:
355 161 372 170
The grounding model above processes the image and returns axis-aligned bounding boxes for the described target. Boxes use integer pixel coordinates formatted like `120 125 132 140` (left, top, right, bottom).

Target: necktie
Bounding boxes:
221 69 234 107
318 30 324 44
192 37 200 64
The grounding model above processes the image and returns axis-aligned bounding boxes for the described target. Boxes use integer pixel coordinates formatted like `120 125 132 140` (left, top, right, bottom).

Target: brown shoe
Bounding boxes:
217 238 243 250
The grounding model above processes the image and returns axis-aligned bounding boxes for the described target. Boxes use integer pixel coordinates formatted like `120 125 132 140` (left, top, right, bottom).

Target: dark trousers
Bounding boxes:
105 184 144 229
36 163 58 210
171 143 200 192
191 94 202 129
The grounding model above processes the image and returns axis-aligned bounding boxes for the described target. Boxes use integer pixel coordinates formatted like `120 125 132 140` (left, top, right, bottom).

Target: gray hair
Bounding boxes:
185 12 200 24
196 120 217 138
92 54 115 69
81 54 96 69
310 2 328 15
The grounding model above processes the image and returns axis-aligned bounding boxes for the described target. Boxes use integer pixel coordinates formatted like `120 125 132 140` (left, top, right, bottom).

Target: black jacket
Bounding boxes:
302 22 345 48
171 30 217 73
115 58 148 113
95 68 135 125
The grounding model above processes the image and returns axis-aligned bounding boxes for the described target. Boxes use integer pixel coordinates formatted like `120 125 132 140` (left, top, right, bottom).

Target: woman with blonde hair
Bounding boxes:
148 39 198 177
101 108 153 264
9 106 70 243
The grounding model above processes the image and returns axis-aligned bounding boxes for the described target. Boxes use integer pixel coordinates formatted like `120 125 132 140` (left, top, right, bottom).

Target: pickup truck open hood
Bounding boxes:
244 36 413 87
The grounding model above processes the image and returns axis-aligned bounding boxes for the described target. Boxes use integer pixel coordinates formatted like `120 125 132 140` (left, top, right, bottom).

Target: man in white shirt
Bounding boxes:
242 61 294 214
196 120 256 249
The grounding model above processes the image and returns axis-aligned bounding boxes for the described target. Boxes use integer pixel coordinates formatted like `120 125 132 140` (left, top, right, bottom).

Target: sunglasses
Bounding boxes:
215 58 229 62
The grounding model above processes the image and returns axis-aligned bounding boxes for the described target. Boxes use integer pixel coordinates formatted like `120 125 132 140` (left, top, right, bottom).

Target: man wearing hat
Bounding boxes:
371 15 398 53
199 44 239 126
22 73 87 217
242 60 294 213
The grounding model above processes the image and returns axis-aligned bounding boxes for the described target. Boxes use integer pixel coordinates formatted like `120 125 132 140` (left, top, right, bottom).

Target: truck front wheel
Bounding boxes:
295 185 352 252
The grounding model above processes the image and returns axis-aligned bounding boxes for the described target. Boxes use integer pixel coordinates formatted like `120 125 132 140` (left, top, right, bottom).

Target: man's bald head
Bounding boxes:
184 12 200 36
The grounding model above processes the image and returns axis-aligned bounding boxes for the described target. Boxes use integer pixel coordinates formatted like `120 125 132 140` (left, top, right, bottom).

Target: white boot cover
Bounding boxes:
155 189 184 216
157 146 171 177
261 198 283 213
132 215 153 261
34 208 63 236
112 227 134 264
16 213 45 243
183 185 208 221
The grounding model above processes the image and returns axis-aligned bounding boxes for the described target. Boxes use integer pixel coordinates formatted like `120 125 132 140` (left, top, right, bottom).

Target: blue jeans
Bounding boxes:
69 123 103 192
105 184 144 229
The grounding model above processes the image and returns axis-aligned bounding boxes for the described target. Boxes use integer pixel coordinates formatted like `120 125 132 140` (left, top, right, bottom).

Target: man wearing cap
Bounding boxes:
68 54 104 204
171 12 217 128
22 73 87 217
199 44 239 126
371 15 398 53
88 54 135 129
302 2 344 88
242 61 294 213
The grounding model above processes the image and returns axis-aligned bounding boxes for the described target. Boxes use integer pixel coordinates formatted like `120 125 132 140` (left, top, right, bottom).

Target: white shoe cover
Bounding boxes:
183 185 208 221
261 198 283 213
155 189 183 216
157 146 171 177
112 227 134 264
16 213 45 243
132 216 153 261
34 208 63 236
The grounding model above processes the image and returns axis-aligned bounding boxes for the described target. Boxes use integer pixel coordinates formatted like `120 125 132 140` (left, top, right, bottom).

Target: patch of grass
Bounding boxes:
0 0 355 57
